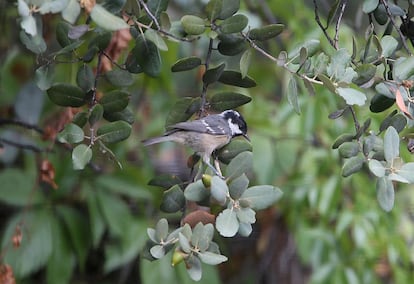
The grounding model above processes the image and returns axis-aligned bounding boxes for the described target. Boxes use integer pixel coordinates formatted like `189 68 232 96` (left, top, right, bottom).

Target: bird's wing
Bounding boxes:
168 115 229 135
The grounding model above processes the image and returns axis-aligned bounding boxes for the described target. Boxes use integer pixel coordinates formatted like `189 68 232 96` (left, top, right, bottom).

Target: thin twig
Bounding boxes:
241 33 323 85
0 137 46 153
0 118 44 134
348 106 360 133
138 0 160 30
334 0 347 49
380 0 412 55
200 38 215 115
313 0 336 49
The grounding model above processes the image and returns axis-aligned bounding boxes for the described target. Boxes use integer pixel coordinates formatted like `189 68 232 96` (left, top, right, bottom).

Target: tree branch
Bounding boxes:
0 137 47 153
380 0 412 55
313 0 336 49
334 0 347 49
0 118 44 134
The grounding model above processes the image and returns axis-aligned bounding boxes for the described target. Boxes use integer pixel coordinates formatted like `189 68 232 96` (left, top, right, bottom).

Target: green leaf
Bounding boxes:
362 0 379 13
352 64 376 86
397 162 414 183
38 0 68 14
21 15 37 36
46 216 75 284
216 208 239 237
150 245 166 259
342 155 365 177
238 222 252 236
210 176 228 205
56 205 91 268
338 142 360 158
393 57 414 81
332 133 355 149
287 75 301 114
155 218 169 242
0 169 43 206
171 56 202 72
381 35 398 57
206 0 223 21
218 0 240 19
134 35 162 77
318 74 337 94
218 70 257 88
89 104 104 126
62 0 81 24
103 107 135 124
72 144 92 170
72 111 88 127
2 209 53 277
95 175 152 199
47 83 85 107
145 29 168 51
57 123 84 143
97 121 132 143
165 97 200 127
217 35 247 56
35 65 54 91
76 64 95 91
210 92 251 111
239 185 283 210
20 30 47 54
249 24 284 41
179 232 192 253
337 87 367 106
219 14 248 34
105 69 134 87
160 185 185 213
90 4 129 31
376 177 394 212
240 49 252 78
374 4 388 25
184 180 209 202
226 151 253 179
236 207 256 224
198 251 228 265
218 139 252 164
86 189 106 247
384 126 399 162
368 159 386 177
203 63 226 85
181 15 206 35
56 21 73 47
369 93 395 113
186 255 202 281
229 174 249 199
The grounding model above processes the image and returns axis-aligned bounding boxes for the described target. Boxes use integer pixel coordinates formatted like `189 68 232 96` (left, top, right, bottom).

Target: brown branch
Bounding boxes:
0 137 47 153
0 118 44 134
380 0 412 55
334 0 347 49
313 0 336 49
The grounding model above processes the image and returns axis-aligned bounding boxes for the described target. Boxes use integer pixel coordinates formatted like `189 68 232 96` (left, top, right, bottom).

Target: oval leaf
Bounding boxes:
99 90 130 113
220 14 248 34
47 83 85 107
338 142 360 158
337 87 367 106
287 75 300 114
105 69 134 87
384 126 399 162
184 180 209 202
210 92 252 112
226 151 253 179
249 24 284 41
171 56 202 72
211 176 228 205
57 123 84 143
216 208 239 237
72 144 92 170
376 177 394 212
203 63 226 85
198 251 228 265
90 4 129 31
134 36 162 77
76 65 95 91
342 156 365 177
181 15 206 35
368 159 386 177
160 185 185 213
239 185 283 210
218 70 257 88
97 121 132 143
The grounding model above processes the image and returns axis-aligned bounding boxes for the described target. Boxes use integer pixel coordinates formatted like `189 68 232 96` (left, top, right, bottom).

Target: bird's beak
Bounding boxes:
243 133 250 142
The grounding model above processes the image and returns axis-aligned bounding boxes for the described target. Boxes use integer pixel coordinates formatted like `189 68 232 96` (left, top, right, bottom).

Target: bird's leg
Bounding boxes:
203 155 224 179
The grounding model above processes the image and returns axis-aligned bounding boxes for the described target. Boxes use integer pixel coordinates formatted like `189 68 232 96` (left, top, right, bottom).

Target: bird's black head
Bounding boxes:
221 110 249 139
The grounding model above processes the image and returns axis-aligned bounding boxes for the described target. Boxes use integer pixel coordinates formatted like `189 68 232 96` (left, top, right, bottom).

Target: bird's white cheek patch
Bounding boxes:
228 118 241 135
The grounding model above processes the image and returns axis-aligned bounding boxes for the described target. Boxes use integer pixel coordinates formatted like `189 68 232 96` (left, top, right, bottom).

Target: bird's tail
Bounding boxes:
142 135 175 146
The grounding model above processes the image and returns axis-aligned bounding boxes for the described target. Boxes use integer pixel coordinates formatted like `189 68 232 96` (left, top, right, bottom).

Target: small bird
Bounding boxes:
142 110 249 177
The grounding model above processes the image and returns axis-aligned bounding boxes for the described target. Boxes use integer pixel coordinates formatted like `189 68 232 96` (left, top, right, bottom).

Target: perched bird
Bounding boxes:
142 110 249 177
